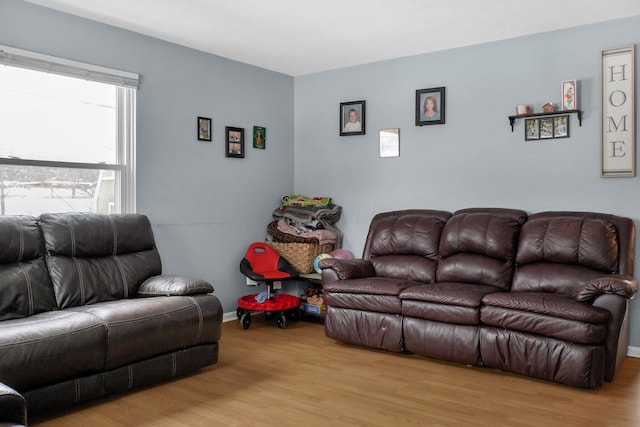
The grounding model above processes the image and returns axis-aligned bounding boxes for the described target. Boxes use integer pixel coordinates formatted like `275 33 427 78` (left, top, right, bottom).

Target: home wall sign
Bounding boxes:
600 45 635 177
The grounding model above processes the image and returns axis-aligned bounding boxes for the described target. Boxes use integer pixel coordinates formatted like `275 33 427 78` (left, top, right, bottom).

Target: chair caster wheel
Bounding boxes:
241 313 251 329
277 312 286 329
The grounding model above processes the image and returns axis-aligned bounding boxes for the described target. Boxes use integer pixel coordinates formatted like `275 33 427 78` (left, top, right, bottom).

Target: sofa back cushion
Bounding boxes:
363 210 451 283
512 215 621 297
0 216 57 320
40 213 162 309
437 208 527 289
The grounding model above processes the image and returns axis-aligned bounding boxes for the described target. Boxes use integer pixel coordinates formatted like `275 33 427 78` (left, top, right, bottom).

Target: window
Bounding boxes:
0 45 137 215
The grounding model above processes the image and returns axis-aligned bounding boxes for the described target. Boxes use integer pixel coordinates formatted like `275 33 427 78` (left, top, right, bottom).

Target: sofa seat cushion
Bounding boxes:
0 311 106 391
400 282 502 306
325 292 401 314
481 292 610 344
400 282 502 325
67 295 222 370
322 277 418 296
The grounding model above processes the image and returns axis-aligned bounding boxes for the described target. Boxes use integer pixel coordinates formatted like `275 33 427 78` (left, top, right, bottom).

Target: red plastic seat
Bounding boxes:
239 242 297 281
237 242 299 329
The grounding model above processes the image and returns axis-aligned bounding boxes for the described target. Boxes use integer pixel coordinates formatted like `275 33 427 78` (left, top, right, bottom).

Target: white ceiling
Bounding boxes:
23 0 640 76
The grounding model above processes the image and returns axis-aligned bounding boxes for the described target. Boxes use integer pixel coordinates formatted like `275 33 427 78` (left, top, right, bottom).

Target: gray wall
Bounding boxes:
0 0 295 312
294 17 640 346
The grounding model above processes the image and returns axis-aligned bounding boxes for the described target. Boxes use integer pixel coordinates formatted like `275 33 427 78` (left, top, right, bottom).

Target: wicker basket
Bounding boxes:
268 242 333 274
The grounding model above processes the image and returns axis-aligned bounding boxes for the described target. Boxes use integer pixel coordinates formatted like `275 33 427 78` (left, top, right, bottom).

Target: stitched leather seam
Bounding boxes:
95 304 196 326
188 296 204 343
75 379 80 403
66 216 76 258
14 217 24 262
113 256 129 299
72 257 86 305
0 323 105 348
577 218 585 266
18 262 34 315
172 353 177 376
108 217 129 298
128 365 134 389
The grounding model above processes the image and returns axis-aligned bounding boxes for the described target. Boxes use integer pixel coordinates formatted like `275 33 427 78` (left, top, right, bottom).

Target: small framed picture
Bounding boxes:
197 117 211 141
253 126 266 149
540 118 554 139
525 118 540 140
340 100 365 136
561 80 577 110
225 126 244 158
416 87 445 126
554 115 569 138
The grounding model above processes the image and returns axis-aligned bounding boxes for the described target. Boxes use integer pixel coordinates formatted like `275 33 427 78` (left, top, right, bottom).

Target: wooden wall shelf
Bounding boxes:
508 109 582 131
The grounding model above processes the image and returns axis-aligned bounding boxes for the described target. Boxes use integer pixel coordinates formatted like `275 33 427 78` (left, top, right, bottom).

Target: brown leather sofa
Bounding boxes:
0 213 223 421
320 208 637 388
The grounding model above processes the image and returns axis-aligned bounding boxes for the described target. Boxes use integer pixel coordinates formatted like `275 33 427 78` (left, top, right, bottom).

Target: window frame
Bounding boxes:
0 45 138 213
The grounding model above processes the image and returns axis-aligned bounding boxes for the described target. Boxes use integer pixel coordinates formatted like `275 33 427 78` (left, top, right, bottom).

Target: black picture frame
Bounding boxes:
524 118 540 140
225 126 244 158
540 118 554 139
340 100 366 136
416 87 445 126
197 117 212 141
553 115 570 139
253 126 266 149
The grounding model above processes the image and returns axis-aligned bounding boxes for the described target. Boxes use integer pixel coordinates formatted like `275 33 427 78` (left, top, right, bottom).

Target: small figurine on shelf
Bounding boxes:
542 103 555 113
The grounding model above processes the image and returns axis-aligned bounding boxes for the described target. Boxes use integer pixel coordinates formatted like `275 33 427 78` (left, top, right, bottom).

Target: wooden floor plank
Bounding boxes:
31 317 640 426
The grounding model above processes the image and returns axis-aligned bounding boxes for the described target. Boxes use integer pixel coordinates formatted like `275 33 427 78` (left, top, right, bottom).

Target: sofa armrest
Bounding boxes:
318 258 375 280
137 275 214 297
0 382 27 426
577 275 638 302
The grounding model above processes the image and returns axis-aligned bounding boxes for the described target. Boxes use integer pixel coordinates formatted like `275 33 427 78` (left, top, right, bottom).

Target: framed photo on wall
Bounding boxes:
340 100 365 136
540 118 554 139
197 117 211 141
553 115 569 138
225 126 244 158
253 126 266 149
524 118 540 140
415 87 445 126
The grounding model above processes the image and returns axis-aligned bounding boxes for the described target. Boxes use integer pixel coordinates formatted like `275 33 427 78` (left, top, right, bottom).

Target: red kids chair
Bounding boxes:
237 242 300 329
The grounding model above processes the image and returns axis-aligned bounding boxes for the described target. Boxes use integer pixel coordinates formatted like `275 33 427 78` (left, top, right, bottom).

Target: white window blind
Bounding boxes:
0 44 139 89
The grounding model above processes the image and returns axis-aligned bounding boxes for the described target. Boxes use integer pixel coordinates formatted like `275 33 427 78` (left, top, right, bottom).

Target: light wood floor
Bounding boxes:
32 316 640 426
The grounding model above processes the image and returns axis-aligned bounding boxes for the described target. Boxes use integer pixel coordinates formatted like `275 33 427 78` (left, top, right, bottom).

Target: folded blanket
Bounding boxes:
277 219 337 245
281 194 331 207
272 203 342 224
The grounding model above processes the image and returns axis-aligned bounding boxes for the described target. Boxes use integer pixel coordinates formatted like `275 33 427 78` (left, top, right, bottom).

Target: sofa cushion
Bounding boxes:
67 295 223 369
516 217 618 271
322 276 416 296
325 292 402 314
363 210 451 283
437 209 526 289
400 282 502 325
0 216 57 320
481 292 610 344
40 213 162 308
0 311 106 391
513 217 620 297
400 282 501 307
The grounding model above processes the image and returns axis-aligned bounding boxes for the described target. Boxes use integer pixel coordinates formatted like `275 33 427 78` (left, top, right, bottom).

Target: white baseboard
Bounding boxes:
223 311 237 323
628 346 640 358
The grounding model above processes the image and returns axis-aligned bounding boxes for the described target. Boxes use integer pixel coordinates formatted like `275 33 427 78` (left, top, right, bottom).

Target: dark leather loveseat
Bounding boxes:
320 208 637 388
0 213 223 422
